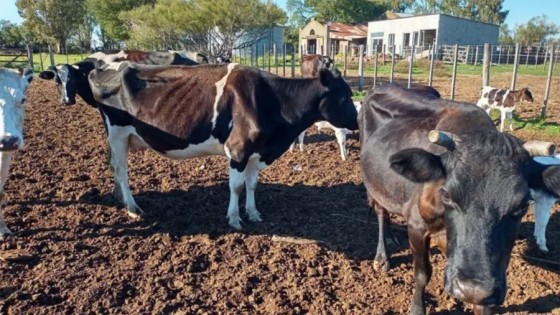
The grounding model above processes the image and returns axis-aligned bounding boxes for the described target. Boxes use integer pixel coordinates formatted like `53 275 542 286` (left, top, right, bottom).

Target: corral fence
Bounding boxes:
230 42 559 119
0 46 33 69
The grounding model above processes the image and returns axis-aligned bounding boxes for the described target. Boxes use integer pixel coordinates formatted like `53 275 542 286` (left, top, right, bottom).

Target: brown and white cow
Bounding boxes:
301 54 333 78
87 62 358 229
38 50 199 106
0 67 33 237
360 83 559 314
476 86 534 132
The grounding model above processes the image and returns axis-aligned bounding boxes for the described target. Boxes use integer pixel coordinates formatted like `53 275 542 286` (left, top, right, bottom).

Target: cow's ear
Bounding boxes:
542 166 560 197
390 148 446 183
39 70 55 80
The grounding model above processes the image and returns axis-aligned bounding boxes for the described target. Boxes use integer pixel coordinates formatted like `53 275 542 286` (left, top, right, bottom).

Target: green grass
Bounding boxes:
488 110 560 138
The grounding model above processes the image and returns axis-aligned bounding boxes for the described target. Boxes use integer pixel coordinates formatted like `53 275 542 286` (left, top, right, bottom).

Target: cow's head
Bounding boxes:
390 130 560 310
316 68 358 131
0 67 33 151
520 87 534 102
320 56 333 70
39 64 82 105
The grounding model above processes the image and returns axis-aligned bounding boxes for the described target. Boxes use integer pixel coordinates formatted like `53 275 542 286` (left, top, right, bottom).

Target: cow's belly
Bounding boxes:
127 131 226 160
163 136 226 159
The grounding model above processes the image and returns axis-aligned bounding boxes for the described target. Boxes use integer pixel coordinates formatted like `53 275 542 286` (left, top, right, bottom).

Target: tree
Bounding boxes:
306 0 387 24
87 0 156 43
0 20 25 48
285 0 314 44
412 0 508 25
515 15 559 46
499 23 514 45
16 0 87 52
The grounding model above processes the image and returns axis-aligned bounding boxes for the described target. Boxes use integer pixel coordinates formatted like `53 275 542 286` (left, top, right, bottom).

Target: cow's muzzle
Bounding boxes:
0 135 21 151
448 277 504 306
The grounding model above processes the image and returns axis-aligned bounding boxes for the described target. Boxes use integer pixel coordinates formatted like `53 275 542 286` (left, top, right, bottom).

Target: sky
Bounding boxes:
1 0 559 29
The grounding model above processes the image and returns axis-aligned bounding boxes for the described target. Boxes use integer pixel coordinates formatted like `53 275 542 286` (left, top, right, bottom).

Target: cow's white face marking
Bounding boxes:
104 62 124 71
0 68 32 151
211 63 238 129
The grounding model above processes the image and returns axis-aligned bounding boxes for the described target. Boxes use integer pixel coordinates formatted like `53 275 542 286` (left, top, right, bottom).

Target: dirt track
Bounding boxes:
0 73 559 314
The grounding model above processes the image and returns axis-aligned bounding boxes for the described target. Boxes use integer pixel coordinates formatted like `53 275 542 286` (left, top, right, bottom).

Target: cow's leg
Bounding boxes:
107 128 143 218
227 165 245 230
499 109 506 132
409 225 431 315
289 131 305 152
532 190 555 253
0 153 13 236
334 128 348 161
507 111 514 131
245 157 267 222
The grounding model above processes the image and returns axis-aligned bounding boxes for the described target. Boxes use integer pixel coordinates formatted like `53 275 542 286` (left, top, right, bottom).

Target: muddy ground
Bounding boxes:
0 72 558 314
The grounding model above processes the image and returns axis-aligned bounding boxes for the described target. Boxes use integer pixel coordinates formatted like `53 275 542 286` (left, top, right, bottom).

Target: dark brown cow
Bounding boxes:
476 86 534 132
360 83 560 315
38 50 198 106
88 62 358 229
300 54 333 78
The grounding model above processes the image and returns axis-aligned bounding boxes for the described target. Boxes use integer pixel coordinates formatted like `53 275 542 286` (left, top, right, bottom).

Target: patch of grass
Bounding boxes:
352 90 367 101
488 110 560 138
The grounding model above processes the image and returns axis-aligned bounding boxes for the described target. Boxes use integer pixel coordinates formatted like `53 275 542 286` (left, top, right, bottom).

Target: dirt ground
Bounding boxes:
0 73 558 315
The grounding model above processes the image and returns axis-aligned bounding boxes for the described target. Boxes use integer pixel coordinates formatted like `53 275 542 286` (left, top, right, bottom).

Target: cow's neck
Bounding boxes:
267 76 325 129
74 60 98 106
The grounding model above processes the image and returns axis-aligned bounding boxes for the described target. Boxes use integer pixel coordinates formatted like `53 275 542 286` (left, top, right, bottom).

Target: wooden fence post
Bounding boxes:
26 45 34 70
358 45 364 91
48 44 55 68
428 44 435 86
390 45 395 83
482 43 490 87
291 48 295 78
39 47 44 71
282 43 286 77
541 44 556 119
511 43 520 90
373 45 378 88
343 44 348 77
407 44 415 88
451 44 459 100
474 45 479 66
274 43 278 75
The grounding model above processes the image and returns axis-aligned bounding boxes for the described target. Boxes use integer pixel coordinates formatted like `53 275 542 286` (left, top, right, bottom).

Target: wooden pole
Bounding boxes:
451 44 459 100
543 47 549 70
48 44 55 67
26 45 33 70
474 45 479 66
267 44 271 72
511 43 520 90
291 48 295 78
482 43 490 87
282 43 286 77
390 45 395 83
39 47 44 71
407 44 415 88
358 45 365 91
373 44 378 88
541 44 556 119
428 44 435 86
343 44 348 77
274 43 278 75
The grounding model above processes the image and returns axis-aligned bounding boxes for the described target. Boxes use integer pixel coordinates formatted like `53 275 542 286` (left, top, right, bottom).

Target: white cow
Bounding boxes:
0 67 33 237
531 154 560 253
290 101 362 160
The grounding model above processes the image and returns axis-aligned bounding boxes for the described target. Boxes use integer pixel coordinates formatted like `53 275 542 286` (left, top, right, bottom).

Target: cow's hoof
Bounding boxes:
373 258 390 272
228 218 243 230
0 227 14 238
247 210 262 222
537 243 549 253
127 207 145 219
410 303 426 315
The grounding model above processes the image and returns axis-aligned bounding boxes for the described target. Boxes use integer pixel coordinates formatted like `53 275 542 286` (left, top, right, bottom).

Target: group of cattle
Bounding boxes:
0 50 559 315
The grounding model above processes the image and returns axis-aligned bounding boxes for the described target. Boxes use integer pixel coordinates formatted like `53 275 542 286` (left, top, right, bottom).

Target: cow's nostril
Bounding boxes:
451 277 497 306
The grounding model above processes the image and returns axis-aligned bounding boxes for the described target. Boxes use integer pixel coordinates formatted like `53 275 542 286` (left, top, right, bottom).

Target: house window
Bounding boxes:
371 32 383 38
388 33 395 47
371 38 383 53
310 29 315 36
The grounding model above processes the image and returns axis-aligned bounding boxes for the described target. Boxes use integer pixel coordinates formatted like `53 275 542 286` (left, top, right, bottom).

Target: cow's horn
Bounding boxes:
428 130 461 150
523 141 557 156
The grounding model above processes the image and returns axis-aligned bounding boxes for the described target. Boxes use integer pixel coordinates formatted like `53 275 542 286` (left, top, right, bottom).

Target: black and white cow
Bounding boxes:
0 67 33 236
38 50 198 106
87 62 358 229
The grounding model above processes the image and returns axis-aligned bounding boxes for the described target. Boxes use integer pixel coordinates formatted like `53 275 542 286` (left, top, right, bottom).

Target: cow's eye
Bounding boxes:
440 188 451 204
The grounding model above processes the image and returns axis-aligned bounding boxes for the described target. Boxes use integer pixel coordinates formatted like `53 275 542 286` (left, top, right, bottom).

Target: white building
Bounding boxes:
366 13 499 56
